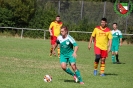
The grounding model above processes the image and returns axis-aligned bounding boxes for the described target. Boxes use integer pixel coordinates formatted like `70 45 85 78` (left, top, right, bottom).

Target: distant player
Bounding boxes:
52 26 84 84
49 15 63 58
88 18 112 76
111 23 122 64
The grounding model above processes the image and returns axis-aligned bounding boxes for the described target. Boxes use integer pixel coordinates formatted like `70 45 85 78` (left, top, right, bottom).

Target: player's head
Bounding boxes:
113 23 117 30
61 26 68 38
56 15 61 22
101 18 107 28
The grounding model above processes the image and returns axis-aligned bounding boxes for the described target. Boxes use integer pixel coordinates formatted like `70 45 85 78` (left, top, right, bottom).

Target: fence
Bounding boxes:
0 27 133 43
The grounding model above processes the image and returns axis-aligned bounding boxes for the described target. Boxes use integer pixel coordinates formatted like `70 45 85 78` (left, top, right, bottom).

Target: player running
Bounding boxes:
49 15 63 58
52 26 84 84
88 18 112 76
111 23 122 64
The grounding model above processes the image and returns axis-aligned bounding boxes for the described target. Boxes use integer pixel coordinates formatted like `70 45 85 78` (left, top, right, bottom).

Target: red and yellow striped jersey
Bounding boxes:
92 26 112 50
49 21 63 37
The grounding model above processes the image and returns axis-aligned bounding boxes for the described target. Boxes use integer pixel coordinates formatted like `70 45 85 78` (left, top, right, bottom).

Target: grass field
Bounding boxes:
0 36 133 88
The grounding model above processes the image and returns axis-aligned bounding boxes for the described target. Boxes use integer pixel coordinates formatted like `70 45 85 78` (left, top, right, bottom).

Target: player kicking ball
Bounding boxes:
111 23 122 64
52 26 84 84
88 18 112 76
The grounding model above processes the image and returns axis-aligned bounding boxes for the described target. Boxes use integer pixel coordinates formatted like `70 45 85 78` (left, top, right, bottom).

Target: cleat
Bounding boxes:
80 82 84 85
100 73 105 76
49 53 52 57
93 70 97 76
73 74 78 83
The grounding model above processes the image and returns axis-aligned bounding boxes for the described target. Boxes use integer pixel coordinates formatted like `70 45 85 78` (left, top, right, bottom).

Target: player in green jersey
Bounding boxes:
52 26 84 84
111 23 122 64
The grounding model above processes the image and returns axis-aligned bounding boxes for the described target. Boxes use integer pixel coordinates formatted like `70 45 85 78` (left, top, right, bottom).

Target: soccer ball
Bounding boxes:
43 75 52 82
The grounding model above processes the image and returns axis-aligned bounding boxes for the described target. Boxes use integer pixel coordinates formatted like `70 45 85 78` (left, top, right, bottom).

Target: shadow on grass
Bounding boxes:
64 80 75 82
58 79 75 83
104 73 118 76
112 62 126 64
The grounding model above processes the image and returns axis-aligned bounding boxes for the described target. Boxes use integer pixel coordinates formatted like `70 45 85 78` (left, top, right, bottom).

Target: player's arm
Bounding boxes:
88 28 96 50
108 39 112 52
49 22 53 36
69 36 78 58
73 46 78 58
108 32 113 52
120 38 122 46
119 31 123 46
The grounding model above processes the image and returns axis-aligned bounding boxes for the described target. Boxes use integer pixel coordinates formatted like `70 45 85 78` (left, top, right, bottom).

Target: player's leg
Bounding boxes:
100 50 108 76
50 36 54 56
60 55 75 76
69 56 84 84
111 45 116 63
100 58 106 76
93 46 101 75
115 45 120 64
50 36 56 56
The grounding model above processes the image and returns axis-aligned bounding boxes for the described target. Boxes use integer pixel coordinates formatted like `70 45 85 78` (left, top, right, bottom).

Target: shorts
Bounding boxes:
94 45 108 58
60 54 76 64
111 45 119 52
50 36 57 45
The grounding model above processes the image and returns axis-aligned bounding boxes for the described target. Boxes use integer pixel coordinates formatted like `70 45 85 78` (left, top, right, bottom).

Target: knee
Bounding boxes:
95 54 101 62
61 64 67 70
71 64 77 71
101 58 105 63
112 53 115 55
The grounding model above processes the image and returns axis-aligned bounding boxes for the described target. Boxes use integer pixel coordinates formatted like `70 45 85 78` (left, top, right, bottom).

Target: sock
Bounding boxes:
116 54 119 62
112 55 115 63
65 68 74 76
100 62 105 74
57 48 60 57
94 62 99 70
75 69 83 82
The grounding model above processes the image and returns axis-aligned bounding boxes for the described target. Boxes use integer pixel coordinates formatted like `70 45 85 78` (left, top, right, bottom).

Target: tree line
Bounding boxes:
0 0 133 43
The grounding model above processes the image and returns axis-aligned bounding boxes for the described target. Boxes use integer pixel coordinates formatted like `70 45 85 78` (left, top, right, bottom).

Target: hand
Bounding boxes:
50 33 53 36
72 52 77 58
88 44 91 50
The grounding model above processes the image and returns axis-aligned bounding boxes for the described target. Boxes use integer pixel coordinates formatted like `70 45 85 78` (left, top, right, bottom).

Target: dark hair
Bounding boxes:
113 23 117 25
101 18 107 22
56 15 60 17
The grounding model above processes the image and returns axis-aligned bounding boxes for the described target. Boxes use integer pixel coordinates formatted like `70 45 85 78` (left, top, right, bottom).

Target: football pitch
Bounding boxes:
0 36 133 88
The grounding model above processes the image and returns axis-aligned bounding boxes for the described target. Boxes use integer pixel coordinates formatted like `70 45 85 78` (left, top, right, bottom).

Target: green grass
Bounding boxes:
0 36 133 88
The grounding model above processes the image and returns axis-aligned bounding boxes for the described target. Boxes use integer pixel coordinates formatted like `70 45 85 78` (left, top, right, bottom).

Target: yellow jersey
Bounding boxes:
91 26 112 50
49 21 63 37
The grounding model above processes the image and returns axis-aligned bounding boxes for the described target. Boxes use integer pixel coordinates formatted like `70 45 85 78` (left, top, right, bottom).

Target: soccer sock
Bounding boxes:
57 48 60 57
65 68 74 76
112 55 115 63
116 54 119 62
94 62 99 70
75 69 83 82
100 62 105 74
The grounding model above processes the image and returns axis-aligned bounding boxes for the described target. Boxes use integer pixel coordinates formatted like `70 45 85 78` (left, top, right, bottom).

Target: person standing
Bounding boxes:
111 23 122 64
49 15 63 58
88 18 112 76
52 26 84 84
